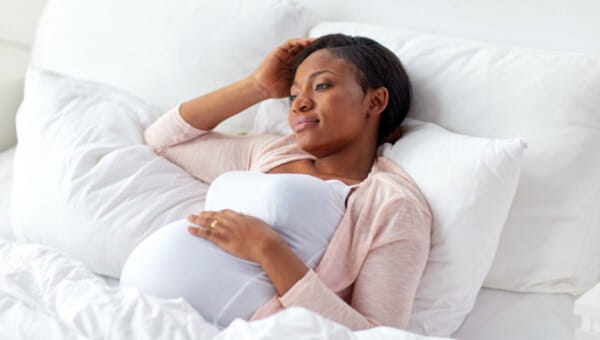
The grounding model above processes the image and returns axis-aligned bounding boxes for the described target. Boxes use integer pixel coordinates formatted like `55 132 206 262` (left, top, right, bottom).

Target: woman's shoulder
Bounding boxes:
364 157 429 209
249 133 316 172
353 156 431 222
344 156 431 248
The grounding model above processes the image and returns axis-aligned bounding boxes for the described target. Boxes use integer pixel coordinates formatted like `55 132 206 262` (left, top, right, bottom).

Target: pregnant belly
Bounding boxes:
119 218 276 328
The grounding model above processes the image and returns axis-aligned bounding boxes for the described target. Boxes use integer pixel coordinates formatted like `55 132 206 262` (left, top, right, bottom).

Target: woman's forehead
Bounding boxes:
294 49 359 83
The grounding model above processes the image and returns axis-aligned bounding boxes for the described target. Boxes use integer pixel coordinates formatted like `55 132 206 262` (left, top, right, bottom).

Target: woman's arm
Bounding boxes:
186 192 431 330
179 76 268 131
276 239 429 330
185 188 429 329
143 38 314 181
258 234 310 296
178 38 314 131
144 105 282 182
271 196 432 331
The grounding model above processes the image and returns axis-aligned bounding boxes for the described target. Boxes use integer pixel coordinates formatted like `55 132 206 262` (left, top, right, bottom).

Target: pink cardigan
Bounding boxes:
143 105 432 330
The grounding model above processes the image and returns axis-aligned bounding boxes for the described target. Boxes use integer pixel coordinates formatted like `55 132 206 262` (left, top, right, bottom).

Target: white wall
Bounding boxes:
297 0 600 53
0 0 47 46
0 0 46 151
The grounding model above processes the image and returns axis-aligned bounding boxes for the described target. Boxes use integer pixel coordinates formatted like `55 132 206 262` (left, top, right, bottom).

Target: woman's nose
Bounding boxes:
292 96 313 113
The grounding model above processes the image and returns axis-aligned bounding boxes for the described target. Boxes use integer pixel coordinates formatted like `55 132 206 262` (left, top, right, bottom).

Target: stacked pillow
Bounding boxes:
381 121 524 334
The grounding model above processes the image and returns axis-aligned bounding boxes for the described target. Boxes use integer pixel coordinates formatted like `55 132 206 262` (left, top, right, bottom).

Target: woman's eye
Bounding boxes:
289 95 297 103
315 83 330 90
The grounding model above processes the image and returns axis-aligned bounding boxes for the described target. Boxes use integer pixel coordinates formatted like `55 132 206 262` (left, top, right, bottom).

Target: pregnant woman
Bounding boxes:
120 34 432 330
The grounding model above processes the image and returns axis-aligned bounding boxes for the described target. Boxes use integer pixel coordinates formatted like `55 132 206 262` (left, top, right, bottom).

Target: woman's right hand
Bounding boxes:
251 38 315 99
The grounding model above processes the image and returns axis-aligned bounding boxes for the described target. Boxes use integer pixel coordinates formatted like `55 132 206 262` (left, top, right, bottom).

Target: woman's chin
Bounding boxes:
295 136 333 158
295 134 319 154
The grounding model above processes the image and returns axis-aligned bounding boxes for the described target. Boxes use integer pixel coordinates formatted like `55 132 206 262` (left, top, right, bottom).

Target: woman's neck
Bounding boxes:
312 141 377 183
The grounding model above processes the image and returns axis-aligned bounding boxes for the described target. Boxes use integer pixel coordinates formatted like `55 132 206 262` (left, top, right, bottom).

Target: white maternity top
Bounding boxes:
119 171 354 328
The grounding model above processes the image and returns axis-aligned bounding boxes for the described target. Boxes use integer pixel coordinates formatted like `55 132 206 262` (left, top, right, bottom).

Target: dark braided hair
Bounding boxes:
291 34 412 145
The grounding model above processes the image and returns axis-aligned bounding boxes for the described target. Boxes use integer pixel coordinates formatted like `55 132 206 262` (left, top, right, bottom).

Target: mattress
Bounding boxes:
454 287 578 340
0 145 579 339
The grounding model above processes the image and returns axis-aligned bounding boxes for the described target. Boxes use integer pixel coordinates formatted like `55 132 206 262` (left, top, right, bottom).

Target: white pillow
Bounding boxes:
254 99 525 335
382 121 524 336
308 22 600 297
29 0 316 133
12 67 209 277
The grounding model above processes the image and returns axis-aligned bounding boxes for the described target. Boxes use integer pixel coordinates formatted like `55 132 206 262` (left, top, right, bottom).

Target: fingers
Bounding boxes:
187 211 217 226
187 212 208 227
288 37 316 46
283 37 314 49
186 209 240 229
187 223 225 243
187 211 225 241
278 38 315 58
220 209 243 219
187 224 208 236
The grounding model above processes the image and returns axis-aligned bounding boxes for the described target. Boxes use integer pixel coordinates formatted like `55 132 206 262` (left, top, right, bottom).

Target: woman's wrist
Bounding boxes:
245 74 272 102
255 233 286 263
258 235 309 296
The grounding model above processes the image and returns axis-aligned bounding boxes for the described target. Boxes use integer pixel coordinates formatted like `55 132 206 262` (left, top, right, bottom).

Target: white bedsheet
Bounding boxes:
0 240 452 340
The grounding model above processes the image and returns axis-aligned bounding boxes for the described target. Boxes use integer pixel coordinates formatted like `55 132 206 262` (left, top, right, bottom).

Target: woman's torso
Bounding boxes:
119 170 354 328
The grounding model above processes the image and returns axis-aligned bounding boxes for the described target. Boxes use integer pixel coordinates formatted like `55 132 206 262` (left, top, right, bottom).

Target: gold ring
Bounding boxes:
209 219 219 229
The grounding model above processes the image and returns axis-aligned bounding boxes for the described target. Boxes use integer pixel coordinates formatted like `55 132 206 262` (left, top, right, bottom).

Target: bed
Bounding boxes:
1 1 598 339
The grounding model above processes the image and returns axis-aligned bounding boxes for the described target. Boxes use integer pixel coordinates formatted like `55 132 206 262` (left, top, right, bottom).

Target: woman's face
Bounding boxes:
288 49 375 158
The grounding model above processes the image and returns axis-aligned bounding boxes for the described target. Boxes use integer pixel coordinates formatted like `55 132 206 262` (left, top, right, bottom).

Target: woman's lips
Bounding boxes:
293 116 319 132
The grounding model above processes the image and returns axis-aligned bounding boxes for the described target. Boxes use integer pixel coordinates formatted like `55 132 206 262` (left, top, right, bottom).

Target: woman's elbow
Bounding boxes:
142 129 166 156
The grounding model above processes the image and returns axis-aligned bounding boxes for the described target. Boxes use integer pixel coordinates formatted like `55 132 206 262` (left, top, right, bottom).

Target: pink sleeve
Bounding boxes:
278 198 431 331
350 238 429 328
143 104 209 153
278 239 428 330
143 104 280 182
278 269 375 329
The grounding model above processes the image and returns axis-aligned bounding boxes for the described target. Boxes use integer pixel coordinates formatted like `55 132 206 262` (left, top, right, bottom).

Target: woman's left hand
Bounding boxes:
186 209 284 264
187 209 310 296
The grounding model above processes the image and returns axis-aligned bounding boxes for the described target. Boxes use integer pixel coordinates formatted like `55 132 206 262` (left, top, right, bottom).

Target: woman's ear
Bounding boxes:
367 87 389 116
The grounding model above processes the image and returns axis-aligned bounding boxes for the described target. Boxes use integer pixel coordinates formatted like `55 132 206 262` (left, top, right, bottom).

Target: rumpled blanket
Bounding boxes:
0 240 453 340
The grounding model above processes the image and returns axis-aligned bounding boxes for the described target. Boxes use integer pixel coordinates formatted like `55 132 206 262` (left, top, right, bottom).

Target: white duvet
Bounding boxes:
0 240 452 340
